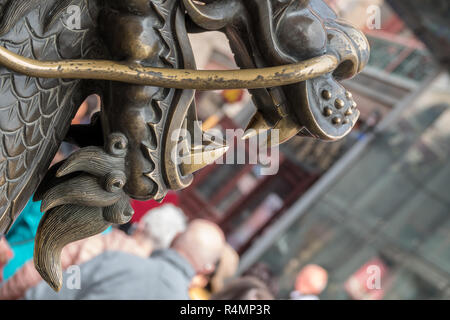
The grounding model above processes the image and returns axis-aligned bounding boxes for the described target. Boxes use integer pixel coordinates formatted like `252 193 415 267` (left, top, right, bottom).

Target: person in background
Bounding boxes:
71 95 100 126
130 192 179 224
243 262 279 297
188 244 240 300
2 200 42 282
0 204 187 299
137 204 187 251
0 237 13 283
119 191 179 234
24 219 225 300
290 264 329 300
189 274 211 300
0 227 152 300
209 244 240 293
211 276 274 300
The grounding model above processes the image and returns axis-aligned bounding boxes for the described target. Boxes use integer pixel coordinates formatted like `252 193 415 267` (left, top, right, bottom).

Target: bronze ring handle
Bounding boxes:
0 46 337 90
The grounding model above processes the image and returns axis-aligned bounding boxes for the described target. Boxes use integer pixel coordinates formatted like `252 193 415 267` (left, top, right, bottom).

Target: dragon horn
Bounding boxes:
180 143 229 176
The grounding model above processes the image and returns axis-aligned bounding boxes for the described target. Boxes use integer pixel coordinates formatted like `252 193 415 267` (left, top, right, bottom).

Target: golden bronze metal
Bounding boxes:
242 112 274 140
180 145 230 176
0 0 369 292
0 46 338 90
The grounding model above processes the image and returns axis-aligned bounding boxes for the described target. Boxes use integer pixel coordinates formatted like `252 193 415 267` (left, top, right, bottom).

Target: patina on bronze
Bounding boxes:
0 0 369 291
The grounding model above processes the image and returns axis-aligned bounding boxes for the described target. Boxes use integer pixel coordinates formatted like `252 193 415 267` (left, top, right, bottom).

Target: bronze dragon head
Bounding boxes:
0 0 369 290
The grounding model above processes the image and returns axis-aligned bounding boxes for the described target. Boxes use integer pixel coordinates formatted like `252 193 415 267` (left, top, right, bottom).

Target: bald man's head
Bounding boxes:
172 219 225 274
295 264 328 296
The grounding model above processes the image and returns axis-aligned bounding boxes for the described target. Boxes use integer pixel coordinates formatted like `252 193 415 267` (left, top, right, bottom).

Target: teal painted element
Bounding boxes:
4 199 42 280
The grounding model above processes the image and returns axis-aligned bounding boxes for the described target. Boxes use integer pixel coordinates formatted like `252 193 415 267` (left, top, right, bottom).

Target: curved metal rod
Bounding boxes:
0 46 337 90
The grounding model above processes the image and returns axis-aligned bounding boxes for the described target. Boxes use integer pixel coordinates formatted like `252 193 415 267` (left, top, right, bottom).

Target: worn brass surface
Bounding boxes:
0 46 338 90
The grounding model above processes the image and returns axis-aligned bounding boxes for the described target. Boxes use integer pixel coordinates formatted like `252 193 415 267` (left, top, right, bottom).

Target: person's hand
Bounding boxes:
0 237 13 282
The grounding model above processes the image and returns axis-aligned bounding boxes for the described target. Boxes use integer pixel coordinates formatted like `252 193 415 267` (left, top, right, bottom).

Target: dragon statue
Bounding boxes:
0 0 369 291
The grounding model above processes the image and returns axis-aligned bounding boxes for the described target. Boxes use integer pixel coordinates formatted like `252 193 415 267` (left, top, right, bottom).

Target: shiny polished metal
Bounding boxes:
0 0 369 291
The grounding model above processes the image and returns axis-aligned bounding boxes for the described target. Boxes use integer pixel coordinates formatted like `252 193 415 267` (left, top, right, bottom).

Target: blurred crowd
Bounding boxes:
0 200 328 300
0 202 263 300
0 195 327 300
